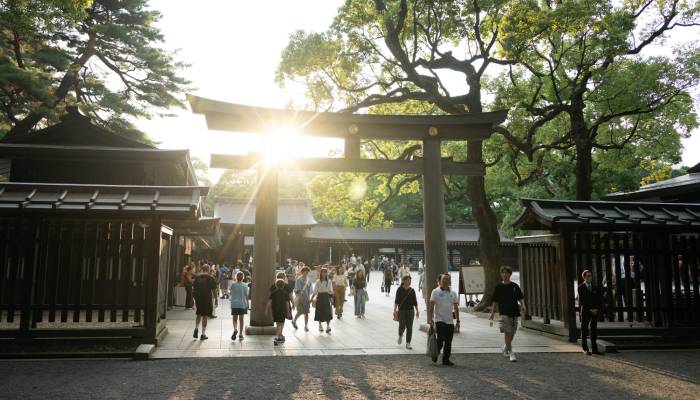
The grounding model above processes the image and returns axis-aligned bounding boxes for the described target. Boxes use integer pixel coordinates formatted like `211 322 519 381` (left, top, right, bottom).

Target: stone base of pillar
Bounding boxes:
245 325 277 335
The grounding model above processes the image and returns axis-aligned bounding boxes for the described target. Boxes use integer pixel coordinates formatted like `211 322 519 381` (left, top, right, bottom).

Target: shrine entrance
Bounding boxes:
189 95 506 333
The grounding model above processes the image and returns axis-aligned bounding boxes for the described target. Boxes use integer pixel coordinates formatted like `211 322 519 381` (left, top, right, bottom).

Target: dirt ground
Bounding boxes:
2 350 699 399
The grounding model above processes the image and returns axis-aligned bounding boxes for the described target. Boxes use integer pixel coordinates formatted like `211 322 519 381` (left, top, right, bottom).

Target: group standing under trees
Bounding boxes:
276 0 700 310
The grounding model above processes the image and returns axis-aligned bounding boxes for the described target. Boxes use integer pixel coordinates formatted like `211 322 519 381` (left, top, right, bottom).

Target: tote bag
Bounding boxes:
426 325 439 362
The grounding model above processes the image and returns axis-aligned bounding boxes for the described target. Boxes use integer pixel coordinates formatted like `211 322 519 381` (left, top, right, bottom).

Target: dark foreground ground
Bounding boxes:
1 351 699 400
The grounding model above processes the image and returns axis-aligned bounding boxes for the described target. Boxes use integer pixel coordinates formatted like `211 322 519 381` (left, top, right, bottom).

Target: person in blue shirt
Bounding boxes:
229 271 249 341
292 266 313 331
219 264 230 299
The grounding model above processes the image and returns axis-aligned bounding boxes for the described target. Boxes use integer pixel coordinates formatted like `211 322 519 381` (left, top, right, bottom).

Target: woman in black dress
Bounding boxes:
268 279 290 345
311 267 333 333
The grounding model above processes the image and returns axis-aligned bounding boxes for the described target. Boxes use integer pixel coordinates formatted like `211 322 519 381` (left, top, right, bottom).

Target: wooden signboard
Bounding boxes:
461 266 485 294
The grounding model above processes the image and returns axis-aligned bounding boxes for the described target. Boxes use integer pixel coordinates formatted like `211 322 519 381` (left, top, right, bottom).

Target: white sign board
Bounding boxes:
461 266 485 294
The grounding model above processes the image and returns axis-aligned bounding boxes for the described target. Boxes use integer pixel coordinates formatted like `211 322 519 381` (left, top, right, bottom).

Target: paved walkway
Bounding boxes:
155 272 578 358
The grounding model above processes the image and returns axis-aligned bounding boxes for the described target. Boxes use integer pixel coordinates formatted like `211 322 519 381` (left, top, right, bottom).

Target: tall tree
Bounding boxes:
278 0 514 307
493 0 700 200
0 0 189 138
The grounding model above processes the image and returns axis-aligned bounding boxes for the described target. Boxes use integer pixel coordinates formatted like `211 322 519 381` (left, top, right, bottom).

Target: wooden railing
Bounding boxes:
517 231 700 341
0 217 167 341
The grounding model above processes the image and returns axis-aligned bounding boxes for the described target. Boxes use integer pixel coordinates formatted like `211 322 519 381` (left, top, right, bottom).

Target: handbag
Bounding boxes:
393 288 413 321
363 290 369 302
427 325 439 362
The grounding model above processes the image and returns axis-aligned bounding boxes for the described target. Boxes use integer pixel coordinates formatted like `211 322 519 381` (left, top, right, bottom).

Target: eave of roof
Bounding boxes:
0 182 208 219
513 198 700 231
214 198 317 227
604 172 700 201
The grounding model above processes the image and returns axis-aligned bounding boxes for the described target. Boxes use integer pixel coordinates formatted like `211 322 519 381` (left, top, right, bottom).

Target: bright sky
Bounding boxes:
135 1 700 183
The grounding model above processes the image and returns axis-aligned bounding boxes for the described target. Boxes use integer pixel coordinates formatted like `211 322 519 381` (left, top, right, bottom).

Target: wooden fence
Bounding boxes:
518 231 700 341
0 217 168 341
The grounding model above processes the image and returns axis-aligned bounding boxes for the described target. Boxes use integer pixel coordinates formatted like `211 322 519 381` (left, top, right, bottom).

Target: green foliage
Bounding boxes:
276 0 700 232
0 0 190 140
492 0 699 200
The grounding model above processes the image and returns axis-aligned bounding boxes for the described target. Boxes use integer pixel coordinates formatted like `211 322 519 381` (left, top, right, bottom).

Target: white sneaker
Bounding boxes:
406 343 412 350
502 345 510 357
398 335 402 344
509 353 517 362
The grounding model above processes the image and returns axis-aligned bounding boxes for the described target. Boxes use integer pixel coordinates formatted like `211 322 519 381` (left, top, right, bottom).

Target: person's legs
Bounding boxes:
334 287 342 316
398 311 406 339
590 315 599 353
238 315 245 333
185 285 193 308
504 331 514 352
442 323 454 363
435 322 446 354
581 311 591 352
194 314 201 337
354 291 361 316
360 291 366 315
404 310 414 344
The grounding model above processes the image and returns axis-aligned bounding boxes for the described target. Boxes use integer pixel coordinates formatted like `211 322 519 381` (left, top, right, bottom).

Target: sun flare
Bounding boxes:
261 128 298 165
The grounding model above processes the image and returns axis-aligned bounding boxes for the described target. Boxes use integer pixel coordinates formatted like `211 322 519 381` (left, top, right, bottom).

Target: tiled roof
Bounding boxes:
214 198 317 227
0 182 207 219
604 163 700 202
513 198 700 230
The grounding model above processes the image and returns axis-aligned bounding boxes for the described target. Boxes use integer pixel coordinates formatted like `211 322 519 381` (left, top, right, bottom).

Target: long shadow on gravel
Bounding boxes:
2 351 699 399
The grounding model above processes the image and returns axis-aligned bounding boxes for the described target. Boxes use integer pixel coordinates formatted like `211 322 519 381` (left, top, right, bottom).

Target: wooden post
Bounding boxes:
19 219 39 337
248 165 278 333
144 217 161 343
422 138 448 316
559 231 578 342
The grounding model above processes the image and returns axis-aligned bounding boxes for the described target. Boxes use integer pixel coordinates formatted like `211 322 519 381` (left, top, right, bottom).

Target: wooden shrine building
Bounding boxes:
513 197 700 344
0 109 216 344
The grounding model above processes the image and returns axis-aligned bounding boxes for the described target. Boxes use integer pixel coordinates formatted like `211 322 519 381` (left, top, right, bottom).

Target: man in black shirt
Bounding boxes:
489 266 526 362
192 264 217 340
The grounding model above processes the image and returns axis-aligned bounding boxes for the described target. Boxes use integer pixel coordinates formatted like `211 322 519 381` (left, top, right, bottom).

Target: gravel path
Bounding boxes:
3 351 699 399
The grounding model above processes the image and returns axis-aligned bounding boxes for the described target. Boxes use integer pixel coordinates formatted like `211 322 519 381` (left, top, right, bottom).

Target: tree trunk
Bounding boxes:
467 140 502 311
570 104 593 201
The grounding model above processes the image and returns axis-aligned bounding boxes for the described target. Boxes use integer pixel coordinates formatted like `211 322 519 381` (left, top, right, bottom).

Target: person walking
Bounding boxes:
333 266 348 319
292 266 313 331
394 275 419 349
181 265 194 309
383 263 393 296
192 264 217 340
579 269 602 355
219 264 230 299
399 263 411 281
311 267 333 333
489 266 526 362
428 273 459 366
229 271 249 341
353 270 368 318
268 278 291 345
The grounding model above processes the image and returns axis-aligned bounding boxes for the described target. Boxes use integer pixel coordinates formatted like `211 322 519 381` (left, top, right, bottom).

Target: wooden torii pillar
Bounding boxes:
189 95 506 334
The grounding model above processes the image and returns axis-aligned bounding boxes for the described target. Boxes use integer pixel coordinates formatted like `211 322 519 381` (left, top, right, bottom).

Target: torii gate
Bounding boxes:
189 94 506 334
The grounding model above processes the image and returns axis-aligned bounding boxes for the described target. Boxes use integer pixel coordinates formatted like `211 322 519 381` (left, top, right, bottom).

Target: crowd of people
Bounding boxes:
177 255 548 366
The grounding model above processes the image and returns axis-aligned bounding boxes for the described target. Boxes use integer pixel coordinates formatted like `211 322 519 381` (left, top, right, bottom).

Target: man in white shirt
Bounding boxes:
428 273 460 366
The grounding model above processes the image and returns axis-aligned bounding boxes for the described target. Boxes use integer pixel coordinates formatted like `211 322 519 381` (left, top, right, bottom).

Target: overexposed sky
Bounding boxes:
135 1 700 183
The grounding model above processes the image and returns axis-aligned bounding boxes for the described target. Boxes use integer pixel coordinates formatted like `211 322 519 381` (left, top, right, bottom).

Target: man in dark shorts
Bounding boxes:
193 264 217 340
489 265 526 362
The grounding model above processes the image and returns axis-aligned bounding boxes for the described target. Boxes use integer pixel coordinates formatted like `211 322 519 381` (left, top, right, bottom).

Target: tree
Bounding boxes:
493 0 700 200
0 0 190 139
278 0 516 308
